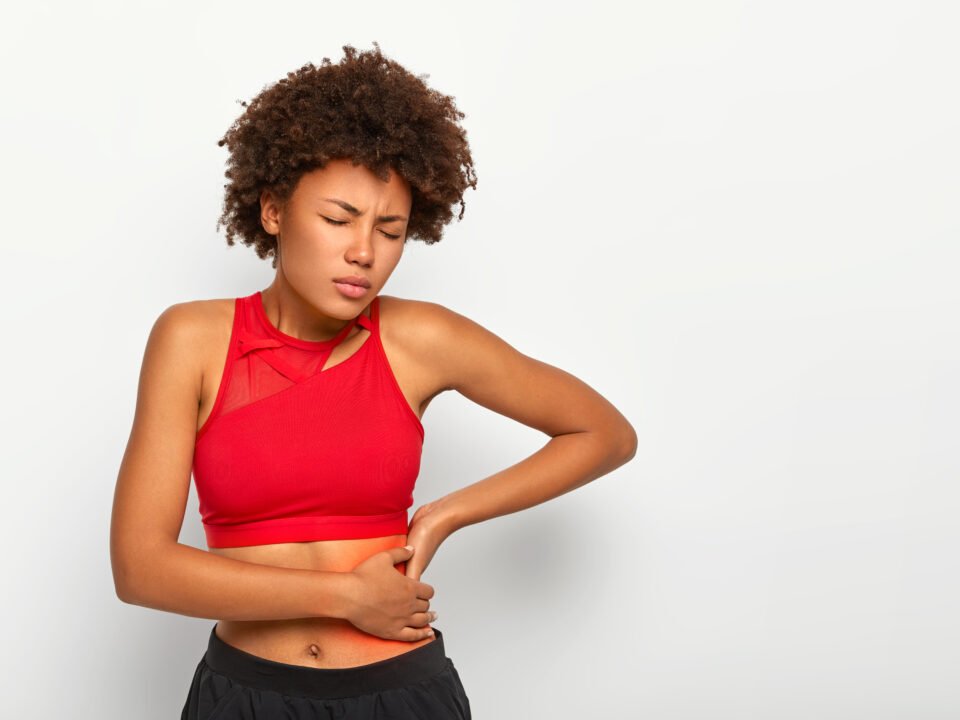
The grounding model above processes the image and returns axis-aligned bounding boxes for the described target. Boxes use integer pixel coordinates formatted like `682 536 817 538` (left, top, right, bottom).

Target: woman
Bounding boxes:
110 42 637 719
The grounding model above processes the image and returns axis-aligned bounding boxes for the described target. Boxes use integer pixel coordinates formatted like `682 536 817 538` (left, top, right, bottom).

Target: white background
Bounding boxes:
1 1 957 717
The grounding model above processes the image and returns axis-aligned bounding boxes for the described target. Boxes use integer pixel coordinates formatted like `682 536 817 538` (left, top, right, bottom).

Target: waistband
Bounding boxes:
202 622 450 699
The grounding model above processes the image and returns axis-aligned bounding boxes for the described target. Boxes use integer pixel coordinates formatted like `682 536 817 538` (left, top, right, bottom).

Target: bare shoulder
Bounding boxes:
151 296 234 353
376 293 462 346
376 293 520 395
153 296 234 342
374 295 452 410
143 297 236 402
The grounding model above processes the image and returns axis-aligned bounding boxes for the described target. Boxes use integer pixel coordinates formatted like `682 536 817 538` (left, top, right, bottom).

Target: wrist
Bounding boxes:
314 570 358 621
418 497 463 538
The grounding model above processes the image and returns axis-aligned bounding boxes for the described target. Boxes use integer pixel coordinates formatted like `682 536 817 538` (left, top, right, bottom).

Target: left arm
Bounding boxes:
401 300 637 575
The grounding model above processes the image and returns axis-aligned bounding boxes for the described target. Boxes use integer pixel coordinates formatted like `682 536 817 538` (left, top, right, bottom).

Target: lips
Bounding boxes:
332 275 371 288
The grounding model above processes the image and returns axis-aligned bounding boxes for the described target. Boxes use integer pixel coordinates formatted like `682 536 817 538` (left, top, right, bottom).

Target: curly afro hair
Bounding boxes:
215 41 478 267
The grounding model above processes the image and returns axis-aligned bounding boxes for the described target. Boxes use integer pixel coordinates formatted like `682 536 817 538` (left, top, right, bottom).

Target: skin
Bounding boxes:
111 157 638 668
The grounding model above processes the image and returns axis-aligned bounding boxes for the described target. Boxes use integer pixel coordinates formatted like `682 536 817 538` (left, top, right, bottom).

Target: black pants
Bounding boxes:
181 623 472 719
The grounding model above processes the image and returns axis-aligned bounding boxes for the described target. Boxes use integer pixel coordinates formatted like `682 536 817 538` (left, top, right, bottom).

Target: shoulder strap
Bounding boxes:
196 296 244 442
354 295 379 333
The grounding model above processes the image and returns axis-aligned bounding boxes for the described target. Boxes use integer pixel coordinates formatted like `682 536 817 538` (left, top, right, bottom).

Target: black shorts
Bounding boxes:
181 622 472 719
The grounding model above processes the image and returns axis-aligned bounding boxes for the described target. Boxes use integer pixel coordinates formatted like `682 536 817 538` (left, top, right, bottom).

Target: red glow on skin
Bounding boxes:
288 537 434 665
210 533 434 667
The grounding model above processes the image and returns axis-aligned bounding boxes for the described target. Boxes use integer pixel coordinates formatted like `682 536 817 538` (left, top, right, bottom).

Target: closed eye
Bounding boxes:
321 216 401 240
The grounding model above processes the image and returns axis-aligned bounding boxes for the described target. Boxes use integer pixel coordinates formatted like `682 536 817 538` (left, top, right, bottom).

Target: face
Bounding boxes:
259 157 412 319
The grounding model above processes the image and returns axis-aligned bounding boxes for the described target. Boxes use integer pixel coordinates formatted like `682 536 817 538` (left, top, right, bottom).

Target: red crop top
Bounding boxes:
192 290 424 548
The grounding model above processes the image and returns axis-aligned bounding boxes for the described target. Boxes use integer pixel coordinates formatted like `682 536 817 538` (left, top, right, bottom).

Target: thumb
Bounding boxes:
387 544 415 564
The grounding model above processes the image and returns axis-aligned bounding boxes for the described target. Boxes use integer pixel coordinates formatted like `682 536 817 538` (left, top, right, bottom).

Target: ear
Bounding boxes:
260 189 282 235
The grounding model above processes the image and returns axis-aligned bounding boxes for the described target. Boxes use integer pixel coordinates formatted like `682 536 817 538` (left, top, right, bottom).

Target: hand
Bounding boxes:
404 501 454 582
344 546 436 642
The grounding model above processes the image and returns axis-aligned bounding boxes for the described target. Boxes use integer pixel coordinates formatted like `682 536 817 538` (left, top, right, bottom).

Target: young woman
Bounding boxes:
110 43 637 719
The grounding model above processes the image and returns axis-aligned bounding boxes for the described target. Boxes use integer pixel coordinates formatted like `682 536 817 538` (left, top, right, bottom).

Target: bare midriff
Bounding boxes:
209 534 436 669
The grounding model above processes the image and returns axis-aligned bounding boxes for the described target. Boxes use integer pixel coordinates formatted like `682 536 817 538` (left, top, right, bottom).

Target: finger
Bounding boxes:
395 625 436 643
387 545 416 564
410 610 437 627
417 582 435 600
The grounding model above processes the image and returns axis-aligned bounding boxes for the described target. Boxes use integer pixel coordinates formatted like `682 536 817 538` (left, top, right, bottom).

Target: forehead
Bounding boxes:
295 158 410 202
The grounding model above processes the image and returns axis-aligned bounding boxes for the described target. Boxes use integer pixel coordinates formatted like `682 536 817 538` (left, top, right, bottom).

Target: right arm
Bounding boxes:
109 302 434 640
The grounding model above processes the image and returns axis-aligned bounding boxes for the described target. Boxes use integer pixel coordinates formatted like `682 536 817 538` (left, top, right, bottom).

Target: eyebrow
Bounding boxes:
322 197 408 223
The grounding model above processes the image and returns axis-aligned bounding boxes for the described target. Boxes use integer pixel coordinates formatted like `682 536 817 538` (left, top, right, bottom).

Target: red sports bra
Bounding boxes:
192 290 424 548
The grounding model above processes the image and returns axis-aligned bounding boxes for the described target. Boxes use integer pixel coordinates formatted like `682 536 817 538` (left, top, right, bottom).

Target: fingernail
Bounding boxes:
431 611 438 621
403 545 413 551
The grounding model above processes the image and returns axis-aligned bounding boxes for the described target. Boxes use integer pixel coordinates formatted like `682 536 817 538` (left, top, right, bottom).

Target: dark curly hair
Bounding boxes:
215 42 478 267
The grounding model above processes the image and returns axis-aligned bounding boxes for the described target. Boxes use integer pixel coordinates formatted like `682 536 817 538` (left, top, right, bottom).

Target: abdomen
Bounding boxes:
208 533 437 668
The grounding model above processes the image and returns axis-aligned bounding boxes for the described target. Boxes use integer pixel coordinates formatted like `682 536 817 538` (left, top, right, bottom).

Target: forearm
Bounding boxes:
432 430 635 533
115 542 354 622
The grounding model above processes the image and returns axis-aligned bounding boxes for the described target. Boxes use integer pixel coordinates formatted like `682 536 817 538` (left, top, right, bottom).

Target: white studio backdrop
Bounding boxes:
1 1 957 718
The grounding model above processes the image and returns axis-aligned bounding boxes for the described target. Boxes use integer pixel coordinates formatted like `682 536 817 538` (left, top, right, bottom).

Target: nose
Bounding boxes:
344 229 375 267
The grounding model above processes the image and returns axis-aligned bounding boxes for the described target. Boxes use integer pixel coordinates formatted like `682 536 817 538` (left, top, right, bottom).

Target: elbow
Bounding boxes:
616 423 638 463
113 539 181 606
111 531 176 606
111 535 140 604
114 578 135 606
115 584 136 606
112 544 161 606
112 558 141 605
